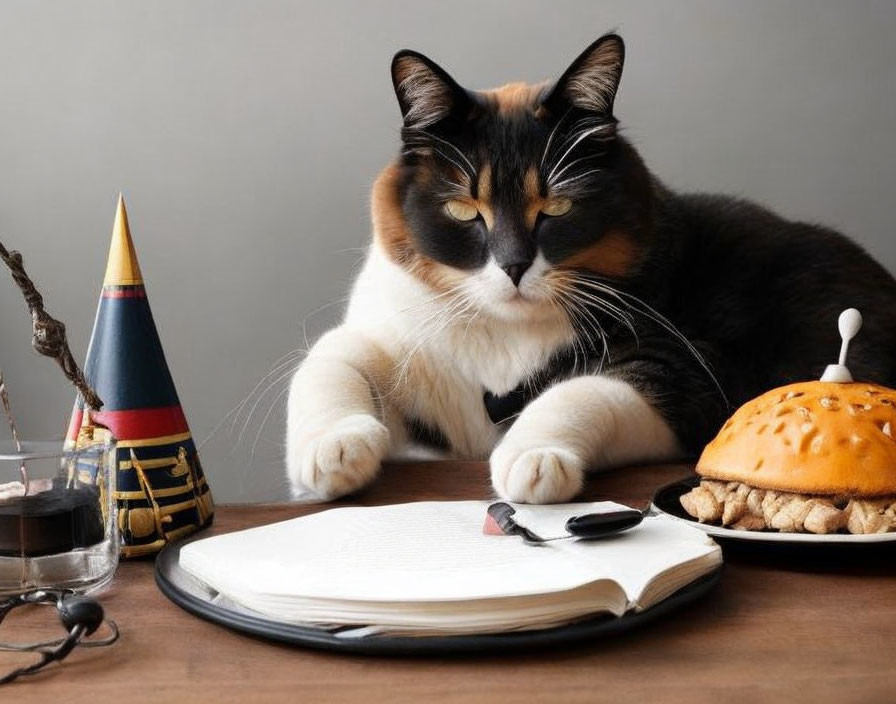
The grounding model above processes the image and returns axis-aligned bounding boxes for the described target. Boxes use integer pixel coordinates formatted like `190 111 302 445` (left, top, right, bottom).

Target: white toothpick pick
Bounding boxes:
821 308 862 383
837 308 863 365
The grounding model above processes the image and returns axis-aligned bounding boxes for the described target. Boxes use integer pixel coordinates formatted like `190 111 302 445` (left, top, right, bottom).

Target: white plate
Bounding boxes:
650 479 896 545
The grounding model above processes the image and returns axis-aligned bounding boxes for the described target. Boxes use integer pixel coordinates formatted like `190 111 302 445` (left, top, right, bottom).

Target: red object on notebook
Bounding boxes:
482 513 506 536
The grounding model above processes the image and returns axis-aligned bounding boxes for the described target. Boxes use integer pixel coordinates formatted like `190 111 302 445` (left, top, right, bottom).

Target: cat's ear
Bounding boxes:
541 34 625 118
391 50 471 129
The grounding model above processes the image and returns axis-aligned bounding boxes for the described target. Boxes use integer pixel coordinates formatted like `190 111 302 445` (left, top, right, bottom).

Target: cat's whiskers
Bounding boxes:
394 285 465 316
404 128 476 180
404 145 472 186
393 297 476 391
569 274 728 405
330 246 370 257
552 286 609 372
553 278 617 333
460 301 485 342
538 284 585 377
551 115 610 153
572 291 637 336
388 290 475 396
550 168 605 195
545 121 614 185
434 174 474 201
233 363 303 451
557 273 637 323
394 285 468 348
572 294 612 370
554 279 639 342
216 294 352 450
199 346 305 450
302 296 351 357
249 383 292 461
539 107 572 169
547 153 602 188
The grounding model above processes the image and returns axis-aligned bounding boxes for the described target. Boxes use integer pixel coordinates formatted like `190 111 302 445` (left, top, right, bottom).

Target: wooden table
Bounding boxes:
3 461 895 702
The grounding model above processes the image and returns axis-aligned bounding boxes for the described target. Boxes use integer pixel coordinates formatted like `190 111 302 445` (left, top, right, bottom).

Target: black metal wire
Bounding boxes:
0 589 118 685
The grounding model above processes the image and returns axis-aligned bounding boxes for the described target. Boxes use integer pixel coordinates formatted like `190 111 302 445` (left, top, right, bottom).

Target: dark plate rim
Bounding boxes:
154 534 722 656
651 477 896 545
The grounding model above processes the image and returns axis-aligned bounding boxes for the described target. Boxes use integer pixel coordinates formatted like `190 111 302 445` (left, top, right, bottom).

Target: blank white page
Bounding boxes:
180 501 720 610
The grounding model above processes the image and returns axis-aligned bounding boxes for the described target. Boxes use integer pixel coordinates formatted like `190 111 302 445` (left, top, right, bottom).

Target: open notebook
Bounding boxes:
179 501 721 637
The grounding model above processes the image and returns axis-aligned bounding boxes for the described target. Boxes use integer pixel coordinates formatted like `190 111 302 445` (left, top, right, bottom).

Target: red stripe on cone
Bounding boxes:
90 405 189 440
102 288 147 299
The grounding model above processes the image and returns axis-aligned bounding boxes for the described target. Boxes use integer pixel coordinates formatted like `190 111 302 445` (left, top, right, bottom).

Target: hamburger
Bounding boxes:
680 379 896 535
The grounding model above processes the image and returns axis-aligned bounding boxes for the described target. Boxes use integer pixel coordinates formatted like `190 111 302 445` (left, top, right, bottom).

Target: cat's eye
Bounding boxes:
444 200 479 222
541 198 572 217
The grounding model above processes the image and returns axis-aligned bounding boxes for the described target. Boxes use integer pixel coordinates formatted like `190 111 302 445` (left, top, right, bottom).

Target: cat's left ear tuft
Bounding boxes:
541 34 625 117
391 50 469 129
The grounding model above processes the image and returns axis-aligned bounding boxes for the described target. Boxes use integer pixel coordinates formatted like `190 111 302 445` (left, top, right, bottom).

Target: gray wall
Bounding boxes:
1 0 894 501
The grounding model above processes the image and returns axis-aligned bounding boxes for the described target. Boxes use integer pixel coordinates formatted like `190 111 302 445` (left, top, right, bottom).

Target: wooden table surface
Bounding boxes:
3 461 895 703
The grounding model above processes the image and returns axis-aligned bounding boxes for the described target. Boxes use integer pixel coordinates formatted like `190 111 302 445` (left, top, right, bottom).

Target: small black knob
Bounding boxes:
59 595 105 636
565 509 645 538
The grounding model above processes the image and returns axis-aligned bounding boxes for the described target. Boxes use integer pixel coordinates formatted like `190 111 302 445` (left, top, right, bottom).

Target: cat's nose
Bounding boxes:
501 262 530 288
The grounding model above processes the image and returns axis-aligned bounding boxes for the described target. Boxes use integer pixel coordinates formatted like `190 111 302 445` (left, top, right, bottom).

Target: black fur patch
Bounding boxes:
404 416 451 451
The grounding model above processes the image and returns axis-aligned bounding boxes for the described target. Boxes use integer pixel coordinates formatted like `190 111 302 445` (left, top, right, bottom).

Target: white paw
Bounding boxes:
288 414 389 500
490 444 585 504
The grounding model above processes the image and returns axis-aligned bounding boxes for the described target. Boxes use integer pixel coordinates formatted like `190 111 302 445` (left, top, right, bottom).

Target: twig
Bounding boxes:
0 369 22 452
0 240 102 410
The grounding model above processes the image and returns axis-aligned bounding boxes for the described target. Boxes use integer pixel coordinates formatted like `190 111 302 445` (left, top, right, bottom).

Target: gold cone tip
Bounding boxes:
102 194 144 287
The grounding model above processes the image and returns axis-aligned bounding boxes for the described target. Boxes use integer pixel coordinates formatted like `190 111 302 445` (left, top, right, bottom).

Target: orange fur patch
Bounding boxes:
475 164 494 229
523 167 546 230
557 229 640 278
371 163 465 292
483 82 546 114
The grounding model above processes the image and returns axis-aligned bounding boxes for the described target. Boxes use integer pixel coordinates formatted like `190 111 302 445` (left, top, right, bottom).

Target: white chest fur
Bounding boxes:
343 246 575 456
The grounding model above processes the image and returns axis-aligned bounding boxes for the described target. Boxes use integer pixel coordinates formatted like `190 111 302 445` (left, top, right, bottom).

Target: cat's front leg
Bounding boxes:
490 375 680 503
286 327 396 500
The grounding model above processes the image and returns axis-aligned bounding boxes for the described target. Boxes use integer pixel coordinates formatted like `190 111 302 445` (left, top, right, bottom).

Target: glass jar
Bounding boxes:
0 440 118 595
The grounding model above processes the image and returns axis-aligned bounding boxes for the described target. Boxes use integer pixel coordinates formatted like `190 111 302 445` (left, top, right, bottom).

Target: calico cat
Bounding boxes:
286 34 896 503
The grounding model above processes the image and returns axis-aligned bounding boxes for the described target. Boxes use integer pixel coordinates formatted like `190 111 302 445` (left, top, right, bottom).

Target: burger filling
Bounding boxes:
680 480 896 534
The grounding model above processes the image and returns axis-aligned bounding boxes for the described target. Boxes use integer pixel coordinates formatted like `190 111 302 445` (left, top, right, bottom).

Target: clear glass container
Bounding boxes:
0 440 118 595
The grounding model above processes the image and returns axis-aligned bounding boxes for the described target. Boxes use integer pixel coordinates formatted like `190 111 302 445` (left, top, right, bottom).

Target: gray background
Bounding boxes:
1 0 894 501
